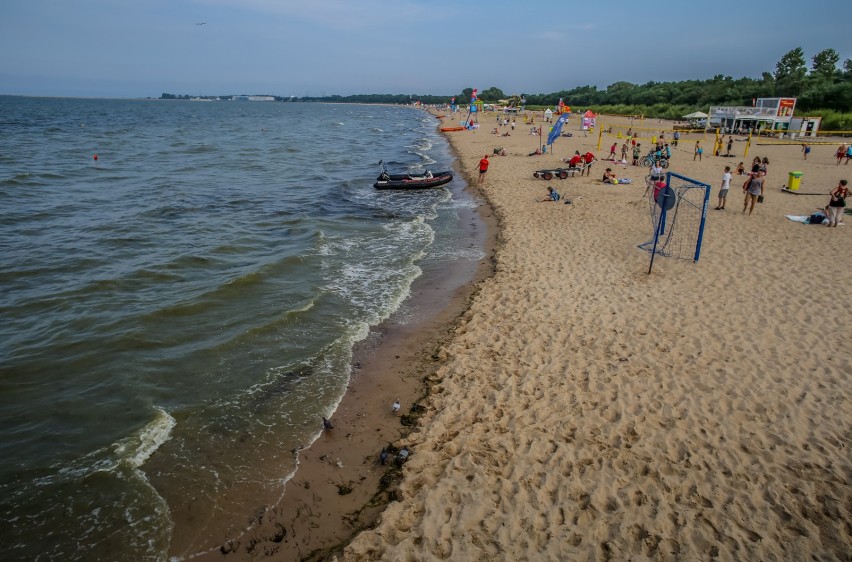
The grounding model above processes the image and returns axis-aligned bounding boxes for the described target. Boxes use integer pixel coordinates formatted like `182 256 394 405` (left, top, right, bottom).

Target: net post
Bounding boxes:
694 179 712 262
647 173 671 274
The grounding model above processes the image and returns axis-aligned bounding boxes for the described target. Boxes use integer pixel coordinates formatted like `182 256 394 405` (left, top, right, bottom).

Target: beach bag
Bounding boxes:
757 195 764 204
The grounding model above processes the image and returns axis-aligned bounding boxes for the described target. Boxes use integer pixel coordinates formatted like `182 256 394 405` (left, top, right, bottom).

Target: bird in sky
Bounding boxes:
195 22 206 26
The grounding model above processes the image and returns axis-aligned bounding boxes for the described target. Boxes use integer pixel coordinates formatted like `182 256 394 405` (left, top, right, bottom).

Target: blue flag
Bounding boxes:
546 113 569 146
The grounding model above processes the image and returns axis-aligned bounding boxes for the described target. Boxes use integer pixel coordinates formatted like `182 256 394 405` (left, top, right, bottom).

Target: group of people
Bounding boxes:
563 150 596 177
496 116 516 130
720 156 769 215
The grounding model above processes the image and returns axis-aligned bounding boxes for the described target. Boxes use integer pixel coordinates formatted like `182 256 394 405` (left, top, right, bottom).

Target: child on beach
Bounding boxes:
716 166 732 210
802 143 811 160
735 161 745 175
694 141 703 161
540 186 561 202
827 180 848 226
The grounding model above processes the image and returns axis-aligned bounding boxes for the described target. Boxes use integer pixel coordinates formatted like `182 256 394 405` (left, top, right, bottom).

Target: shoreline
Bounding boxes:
340 110 850 560
186 116 500 561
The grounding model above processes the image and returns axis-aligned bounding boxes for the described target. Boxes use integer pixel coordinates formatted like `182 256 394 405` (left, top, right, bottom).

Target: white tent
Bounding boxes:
544 108 553 116
683 111 708 119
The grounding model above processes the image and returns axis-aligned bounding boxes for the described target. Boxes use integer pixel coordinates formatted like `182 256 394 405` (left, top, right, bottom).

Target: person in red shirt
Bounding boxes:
566 151 582 168
582 152 596 176
609 143 617 160
478 155 489 183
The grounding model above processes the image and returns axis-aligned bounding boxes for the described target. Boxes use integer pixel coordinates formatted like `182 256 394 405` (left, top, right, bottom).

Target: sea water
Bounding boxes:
0 96 484 560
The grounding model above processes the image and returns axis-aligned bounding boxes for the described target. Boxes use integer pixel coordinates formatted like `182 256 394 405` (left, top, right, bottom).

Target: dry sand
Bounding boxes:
337 112 851 560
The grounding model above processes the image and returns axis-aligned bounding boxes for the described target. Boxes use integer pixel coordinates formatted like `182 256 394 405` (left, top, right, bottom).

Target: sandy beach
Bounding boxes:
334 111 851 560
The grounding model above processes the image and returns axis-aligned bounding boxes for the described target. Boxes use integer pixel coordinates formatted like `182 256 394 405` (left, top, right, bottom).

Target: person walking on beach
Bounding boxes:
802 143 811 160
846 144 852 164
478 155 489 183
827 179 848 226
632 143 641 166
716 165 732 210
837 144 846 165
743 170 764 215
621 143 628 162
694 141 703 161
609 142 617 160
672 130 680 147
726 136 733 156
582 151 596 177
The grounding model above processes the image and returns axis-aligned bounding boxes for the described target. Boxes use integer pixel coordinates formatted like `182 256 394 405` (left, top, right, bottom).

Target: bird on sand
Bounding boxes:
392 398 400 414
379 447 389 465
322 417 334 430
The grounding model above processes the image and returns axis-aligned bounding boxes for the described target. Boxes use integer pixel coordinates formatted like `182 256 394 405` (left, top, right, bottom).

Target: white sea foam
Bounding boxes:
126 408 176 468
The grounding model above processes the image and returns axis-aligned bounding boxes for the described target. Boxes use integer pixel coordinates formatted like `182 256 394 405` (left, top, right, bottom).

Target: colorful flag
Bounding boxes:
546 113 569 146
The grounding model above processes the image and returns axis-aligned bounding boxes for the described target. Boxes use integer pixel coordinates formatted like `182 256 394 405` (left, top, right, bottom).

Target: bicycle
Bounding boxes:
640 154 670 168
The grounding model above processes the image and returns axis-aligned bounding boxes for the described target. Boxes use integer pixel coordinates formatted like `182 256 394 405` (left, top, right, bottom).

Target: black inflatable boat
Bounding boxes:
373 161 453 190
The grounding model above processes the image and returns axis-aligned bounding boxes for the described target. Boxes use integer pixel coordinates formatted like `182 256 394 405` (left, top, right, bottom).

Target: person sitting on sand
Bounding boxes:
602 168 617 184
735 161 745 175
528 148 542 156
491 127 499 135
540 186 561 202
501 131 511 137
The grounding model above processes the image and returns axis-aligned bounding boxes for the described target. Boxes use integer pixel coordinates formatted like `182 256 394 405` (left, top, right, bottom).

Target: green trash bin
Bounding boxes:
788 171 803 191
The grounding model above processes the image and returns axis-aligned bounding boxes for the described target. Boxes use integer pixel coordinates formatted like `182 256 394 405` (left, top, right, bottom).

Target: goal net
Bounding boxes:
639 172 711 269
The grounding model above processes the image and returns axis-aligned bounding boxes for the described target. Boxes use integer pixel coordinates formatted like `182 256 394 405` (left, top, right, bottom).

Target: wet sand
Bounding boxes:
189 148 499 561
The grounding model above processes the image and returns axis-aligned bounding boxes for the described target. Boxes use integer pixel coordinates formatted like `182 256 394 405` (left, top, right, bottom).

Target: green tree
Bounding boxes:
811 48 840 80
479 87 505 102
775 47 807 96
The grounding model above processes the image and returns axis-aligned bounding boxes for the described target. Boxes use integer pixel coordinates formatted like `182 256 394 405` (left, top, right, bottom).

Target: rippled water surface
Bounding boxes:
0 96 483 560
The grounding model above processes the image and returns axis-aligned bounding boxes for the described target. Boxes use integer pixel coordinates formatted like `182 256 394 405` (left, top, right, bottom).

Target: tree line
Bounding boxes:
458 48 850 113
160 48 851 128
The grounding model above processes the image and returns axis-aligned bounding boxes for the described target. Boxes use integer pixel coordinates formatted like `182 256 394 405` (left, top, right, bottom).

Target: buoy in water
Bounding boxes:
93 154 98 161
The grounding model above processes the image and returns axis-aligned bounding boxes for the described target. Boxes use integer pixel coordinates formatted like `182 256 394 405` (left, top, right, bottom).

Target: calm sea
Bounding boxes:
0 96 484 560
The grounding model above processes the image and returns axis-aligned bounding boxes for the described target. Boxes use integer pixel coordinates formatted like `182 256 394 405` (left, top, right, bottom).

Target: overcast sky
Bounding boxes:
1 0 847 99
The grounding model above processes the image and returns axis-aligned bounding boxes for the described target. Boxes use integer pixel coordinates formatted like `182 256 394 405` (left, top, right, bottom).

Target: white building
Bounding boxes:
709 97 799 133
